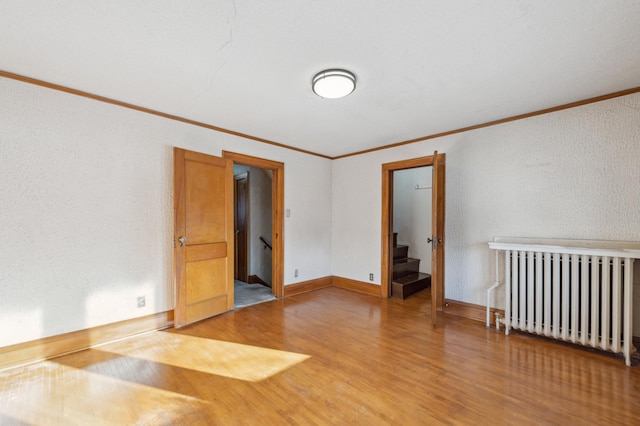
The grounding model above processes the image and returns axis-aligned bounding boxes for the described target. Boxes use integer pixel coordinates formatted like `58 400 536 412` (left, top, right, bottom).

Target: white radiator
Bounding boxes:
488 238 640 366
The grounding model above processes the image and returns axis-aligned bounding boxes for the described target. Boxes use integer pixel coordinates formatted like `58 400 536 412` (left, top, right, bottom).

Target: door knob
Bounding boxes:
178 236 187 246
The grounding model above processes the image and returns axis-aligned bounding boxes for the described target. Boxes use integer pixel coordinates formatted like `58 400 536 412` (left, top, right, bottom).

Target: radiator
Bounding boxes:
488 238 640 366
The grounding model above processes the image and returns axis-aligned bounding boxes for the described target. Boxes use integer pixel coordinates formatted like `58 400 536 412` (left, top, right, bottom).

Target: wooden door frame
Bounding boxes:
381 155 444 311
234 172 249 282
223 151 284 298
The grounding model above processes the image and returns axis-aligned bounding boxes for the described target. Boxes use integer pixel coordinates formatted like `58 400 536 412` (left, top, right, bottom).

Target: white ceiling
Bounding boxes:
1 1 639 158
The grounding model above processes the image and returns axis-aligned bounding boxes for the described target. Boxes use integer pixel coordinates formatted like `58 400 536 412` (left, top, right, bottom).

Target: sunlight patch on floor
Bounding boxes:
0 361 208 425
104 331 311 382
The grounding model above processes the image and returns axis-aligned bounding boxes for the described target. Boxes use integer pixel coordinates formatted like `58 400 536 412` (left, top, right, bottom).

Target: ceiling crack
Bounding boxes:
193 0 236 102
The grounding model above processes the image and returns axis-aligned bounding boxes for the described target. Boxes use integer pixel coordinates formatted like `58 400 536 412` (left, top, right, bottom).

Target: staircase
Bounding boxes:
391 233 431 299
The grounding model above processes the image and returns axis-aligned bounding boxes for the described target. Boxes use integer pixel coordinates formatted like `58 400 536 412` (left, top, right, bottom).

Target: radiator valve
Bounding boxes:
495 312 502 331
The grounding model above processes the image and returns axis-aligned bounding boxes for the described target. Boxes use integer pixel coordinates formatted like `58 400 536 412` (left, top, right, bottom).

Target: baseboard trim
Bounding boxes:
248 275 270 287
0 310 174 372
444 299 504 325
284 276 333 297
285 278 502 322
284 276 382 297
332 276 382 297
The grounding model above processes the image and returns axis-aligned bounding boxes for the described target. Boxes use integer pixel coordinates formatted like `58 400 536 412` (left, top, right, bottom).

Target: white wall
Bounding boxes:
250 168 273 284
393 167 432 273
332 93 640 314
2 74 639 348
0 77 332 347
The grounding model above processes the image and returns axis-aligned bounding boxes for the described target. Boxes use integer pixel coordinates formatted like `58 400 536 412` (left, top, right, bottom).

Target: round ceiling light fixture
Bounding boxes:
312 69 356 99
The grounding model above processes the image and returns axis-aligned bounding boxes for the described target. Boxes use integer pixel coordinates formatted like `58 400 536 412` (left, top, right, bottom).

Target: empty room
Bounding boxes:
1 1 640 424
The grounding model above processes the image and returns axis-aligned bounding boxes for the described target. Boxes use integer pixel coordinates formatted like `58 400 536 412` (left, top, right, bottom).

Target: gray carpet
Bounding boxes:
234 280 276 309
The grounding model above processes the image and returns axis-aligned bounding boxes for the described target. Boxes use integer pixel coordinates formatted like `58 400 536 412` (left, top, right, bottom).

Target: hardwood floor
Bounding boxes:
1 287 639 425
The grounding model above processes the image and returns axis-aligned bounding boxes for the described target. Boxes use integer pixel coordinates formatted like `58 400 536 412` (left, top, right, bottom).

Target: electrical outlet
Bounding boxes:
369 273 374 281
137 296 146 308
294 269 299 278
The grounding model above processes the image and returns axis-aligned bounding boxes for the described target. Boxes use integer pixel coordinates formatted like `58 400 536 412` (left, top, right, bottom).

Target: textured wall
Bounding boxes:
2 73 639 348
0 77 332 347
332 93 640 316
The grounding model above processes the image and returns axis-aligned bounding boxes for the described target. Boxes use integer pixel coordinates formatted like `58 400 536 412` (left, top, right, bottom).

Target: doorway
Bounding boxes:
390 166 433 299
232 164 275 308
173 149 285 327
381 153 446 324
223 151 285 301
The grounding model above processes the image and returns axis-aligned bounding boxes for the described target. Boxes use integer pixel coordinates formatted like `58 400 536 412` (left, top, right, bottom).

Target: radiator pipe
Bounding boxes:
486 250 501 328
486 281 500 328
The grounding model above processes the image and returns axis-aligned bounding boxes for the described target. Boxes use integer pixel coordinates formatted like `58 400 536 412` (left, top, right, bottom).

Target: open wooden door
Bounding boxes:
430 152 446 325
174 148 234 328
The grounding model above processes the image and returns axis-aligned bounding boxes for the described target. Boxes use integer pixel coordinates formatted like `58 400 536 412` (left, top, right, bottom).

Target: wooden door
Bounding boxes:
174 148 234 328
381 153 446 307
234 172 248 282
431 152 446 325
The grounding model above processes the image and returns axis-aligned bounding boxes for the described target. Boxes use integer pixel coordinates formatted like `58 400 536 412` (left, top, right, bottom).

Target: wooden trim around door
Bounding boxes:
432 153 446 312
381 156 438 299
223 151 285 298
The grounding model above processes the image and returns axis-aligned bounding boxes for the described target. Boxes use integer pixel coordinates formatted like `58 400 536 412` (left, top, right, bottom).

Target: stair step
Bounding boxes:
393 245 408 260
391 273 431 299
392 258 420 279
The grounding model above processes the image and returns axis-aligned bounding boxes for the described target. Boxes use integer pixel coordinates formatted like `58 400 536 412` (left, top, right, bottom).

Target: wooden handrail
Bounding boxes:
260 236 272 251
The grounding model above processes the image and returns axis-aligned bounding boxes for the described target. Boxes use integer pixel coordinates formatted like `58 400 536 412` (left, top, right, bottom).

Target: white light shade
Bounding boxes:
312 69 356 99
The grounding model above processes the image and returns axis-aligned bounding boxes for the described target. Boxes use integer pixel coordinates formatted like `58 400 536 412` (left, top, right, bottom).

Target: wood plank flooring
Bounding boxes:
1 287 639 425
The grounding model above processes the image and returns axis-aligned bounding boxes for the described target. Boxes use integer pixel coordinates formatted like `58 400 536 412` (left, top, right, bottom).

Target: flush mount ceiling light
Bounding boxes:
312 69 356 99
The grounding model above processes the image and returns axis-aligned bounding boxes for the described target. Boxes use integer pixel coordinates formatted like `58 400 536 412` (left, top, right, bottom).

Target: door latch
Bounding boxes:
427 237 442 250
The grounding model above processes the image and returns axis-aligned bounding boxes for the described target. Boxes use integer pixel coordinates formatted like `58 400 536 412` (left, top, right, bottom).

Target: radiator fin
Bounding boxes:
502 250 635 365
